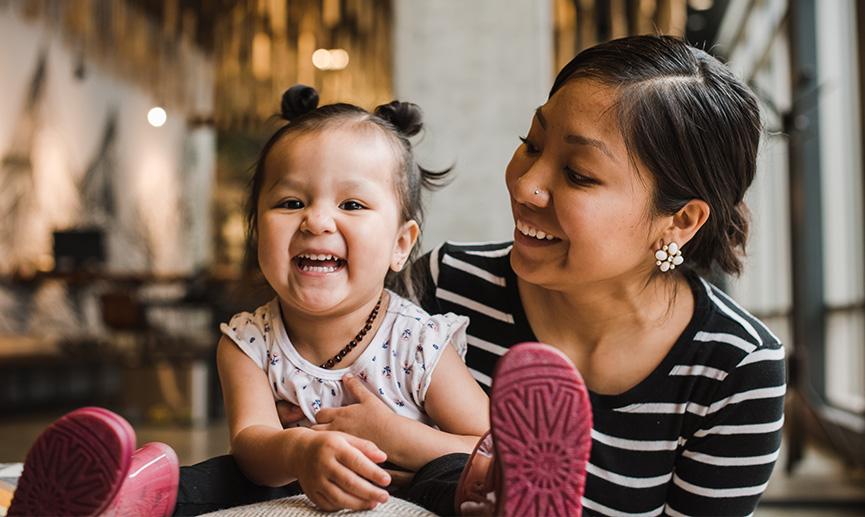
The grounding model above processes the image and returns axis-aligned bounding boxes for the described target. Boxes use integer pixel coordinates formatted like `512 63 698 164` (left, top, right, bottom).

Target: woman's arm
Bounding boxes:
664 342 786 515
315 344 490 470
217 337 391 510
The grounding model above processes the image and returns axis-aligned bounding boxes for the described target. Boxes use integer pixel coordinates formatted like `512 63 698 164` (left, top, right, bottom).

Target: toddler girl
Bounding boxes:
216 85 489 511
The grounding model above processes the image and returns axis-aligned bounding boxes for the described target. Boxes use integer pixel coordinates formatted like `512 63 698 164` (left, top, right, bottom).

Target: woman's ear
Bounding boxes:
391 220 420 272
665 199 710 247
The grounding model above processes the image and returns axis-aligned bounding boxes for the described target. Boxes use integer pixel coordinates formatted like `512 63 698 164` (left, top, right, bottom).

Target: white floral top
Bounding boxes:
219 289 469 427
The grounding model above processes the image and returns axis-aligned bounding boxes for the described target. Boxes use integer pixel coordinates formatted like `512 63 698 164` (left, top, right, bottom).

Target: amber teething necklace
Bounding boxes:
319 294 383 369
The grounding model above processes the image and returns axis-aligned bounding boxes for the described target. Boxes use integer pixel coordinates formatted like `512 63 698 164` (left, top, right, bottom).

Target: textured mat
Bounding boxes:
0 463 435 517
200 495 435 517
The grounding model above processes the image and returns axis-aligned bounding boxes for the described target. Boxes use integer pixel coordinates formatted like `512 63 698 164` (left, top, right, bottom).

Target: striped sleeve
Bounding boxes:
665 339 786 516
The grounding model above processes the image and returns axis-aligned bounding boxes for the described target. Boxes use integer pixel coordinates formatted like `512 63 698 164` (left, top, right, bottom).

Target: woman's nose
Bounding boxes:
300 207 336 234
513 164 551 208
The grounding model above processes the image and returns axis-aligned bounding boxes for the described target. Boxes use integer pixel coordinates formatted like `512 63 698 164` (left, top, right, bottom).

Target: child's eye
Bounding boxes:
339 200 365 211
519 136 540 155
277 199 304 209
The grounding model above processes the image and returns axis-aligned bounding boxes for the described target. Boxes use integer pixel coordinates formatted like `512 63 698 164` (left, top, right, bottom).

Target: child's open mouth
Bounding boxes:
293 253 346 273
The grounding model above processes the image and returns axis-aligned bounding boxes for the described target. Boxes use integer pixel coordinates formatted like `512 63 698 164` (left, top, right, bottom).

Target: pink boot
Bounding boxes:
455 343 593 516
8 407 178 517
105 442 179 517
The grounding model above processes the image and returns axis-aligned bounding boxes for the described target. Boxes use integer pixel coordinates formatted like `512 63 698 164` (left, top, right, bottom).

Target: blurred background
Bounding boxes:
0 0 863 514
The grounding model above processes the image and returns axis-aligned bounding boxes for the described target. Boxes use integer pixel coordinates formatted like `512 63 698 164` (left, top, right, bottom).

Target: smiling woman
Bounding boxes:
408 34 784 517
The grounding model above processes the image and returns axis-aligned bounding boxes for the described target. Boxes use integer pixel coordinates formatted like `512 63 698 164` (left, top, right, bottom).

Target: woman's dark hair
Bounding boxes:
245 85 450 287
551 35 760 276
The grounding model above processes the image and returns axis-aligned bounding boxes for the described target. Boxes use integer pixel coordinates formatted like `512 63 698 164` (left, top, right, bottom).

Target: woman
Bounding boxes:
399 34 785 516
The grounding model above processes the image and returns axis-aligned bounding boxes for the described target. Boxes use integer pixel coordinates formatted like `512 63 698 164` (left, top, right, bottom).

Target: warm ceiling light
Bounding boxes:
312 48 333 70
147 107 167 127
312 48 350 71
330 49 349 70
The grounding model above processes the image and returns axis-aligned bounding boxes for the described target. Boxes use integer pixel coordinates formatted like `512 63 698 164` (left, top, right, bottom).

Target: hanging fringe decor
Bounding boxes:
11 0 394 131
13 0 210 122
553 0 687 74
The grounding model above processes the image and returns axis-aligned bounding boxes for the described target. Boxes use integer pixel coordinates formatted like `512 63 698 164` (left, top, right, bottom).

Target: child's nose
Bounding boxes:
300 207 337 234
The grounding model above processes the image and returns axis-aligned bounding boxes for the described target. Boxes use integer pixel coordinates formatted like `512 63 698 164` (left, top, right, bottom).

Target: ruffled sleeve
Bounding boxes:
219 306 271 370
405 312 469 407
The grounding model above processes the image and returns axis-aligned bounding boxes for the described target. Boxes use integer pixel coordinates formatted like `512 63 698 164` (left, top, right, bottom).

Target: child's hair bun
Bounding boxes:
281 85 319 120
374 101 423 137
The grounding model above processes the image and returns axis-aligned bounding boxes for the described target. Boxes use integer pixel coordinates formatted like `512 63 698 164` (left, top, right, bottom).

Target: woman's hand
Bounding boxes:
312 374 394 444
294 430 392 511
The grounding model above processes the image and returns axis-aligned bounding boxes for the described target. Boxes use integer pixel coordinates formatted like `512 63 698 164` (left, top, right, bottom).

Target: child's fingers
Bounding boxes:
326 468 389 507
344 434 388 465
337 440 391 487
309 488 340 512
342 373 374 401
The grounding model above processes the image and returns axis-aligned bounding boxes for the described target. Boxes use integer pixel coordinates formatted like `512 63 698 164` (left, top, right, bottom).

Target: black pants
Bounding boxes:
173 453 468 516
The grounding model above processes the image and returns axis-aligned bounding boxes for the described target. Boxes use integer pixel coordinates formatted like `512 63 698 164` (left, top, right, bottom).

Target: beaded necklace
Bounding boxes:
319 294 383 369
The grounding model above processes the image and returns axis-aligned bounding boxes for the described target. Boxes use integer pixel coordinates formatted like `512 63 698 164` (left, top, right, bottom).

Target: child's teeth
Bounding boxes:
301 265 338 273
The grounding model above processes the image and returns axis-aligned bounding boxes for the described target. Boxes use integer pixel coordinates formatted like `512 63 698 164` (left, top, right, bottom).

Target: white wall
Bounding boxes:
0 7 215 275
393 0 553 249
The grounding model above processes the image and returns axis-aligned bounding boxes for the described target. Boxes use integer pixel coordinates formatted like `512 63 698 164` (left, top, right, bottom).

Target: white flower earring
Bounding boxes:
655 242 684 272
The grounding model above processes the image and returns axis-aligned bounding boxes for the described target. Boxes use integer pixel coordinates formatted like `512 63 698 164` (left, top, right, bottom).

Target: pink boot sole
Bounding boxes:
8 407 135 516
490 343 592 517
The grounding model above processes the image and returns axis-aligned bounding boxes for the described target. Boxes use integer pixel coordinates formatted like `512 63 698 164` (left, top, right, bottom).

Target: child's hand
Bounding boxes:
313 374 393 443
295 430 391 511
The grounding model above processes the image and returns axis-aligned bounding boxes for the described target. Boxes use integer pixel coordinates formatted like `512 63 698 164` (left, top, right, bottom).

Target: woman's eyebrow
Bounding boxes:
564 134 616 162
535 107 616 163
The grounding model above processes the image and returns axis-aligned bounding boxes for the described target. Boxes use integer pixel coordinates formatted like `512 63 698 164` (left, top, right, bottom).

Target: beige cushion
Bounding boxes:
200 495 436 517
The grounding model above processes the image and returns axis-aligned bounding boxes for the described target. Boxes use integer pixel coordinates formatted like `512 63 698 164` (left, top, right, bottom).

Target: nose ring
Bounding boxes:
534 188 542 196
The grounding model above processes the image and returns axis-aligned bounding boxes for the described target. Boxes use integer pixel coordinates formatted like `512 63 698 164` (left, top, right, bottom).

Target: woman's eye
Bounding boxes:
277 199 304 209
565 167 597 186
339 200 365 211
519 136 540 155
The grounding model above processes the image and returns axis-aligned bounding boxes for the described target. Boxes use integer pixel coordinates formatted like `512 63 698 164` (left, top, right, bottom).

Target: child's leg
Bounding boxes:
401 453 469 515
174 455 302 515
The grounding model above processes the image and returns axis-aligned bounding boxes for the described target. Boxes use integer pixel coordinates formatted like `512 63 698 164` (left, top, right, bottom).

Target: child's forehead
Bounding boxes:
272 124 396 160
262 126 401 187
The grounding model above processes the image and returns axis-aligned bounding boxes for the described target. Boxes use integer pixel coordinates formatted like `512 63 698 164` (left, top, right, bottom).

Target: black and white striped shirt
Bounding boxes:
412 241 786 517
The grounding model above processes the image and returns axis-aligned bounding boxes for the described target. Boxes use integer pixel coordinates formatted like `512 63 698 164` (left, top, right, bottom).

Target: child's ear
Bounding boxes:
391 220 420 272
